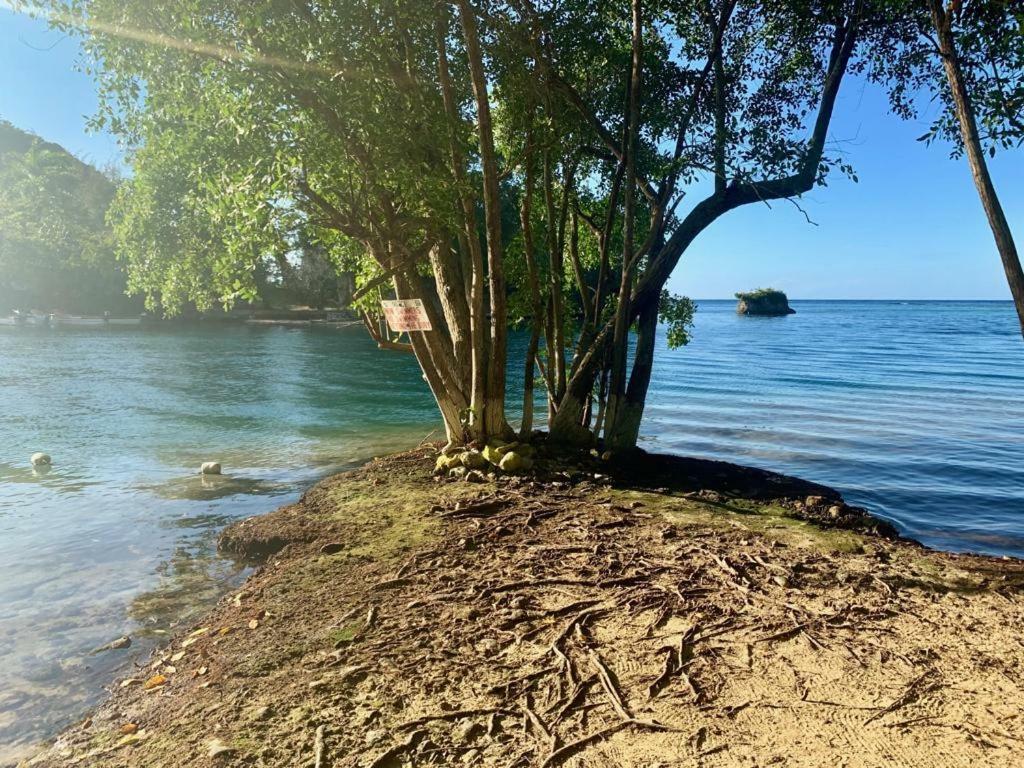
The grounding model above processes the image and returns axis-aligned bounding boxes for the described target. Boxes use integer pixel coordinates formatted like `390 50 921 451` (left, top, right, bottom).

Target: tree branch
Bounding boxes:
635 6 863 311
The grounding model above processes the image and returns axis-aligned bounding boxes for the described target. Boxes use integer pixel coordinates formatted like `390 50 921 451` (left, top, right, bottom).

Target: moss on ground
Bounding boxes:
313 468 480 563
609 487 868 554
326 622 362 645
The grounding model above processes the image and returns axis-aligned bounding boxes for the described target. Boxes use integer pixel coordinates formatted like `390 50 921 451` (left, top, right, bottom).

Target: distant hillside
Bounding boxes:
0 120 140 314
0 120 67 156
0 121 113 188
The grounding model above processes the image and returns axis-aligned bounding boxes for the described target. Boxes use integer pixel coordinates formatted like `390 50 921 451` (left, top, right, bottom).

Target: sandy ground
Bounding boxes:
21 447 1024 768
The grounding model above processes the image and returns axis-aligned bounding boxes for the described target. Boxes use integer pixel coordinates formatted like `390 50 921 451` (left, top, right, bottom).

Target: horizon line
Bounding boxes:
693 297 1014 302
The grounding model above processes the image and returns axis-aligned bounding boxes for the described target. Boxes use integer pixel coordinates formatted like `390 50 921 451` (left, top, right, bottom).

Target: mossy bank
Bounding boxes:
22 446 1024 768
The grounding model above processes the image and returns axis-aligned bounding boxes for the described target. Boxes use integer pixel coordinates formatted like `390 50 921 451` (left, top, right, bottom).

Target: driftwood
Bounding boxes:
312 725 326 768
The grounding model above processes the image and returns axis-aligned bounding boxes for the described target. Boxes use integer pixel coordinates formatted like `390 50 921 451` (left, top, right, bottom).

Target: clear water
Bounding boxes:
0 301 1022 759
0 324 437 762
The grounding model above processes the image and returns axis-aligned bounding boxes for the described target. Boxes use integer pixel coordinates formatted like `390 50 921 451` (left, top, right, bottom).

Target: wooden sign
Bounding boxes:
381 299 432 332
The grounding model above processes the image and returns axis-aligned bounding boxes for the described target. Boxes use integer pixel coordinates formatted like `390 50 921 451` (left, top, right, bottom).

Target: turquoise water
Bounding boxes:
1 301 1023 758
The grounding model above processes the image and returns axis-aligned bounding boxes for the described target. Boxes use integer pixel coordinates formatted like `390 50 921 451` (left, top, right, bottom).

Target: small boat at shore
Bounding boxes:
53 315 107 327
51 314 145 327
23 312 53 327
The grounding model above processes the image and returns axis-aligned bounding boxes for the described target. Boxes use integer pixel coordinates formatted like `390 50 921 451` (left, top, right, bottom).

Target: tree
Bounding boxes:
41 0 920 451
505 0 881 449
868 1 1024 338
926 0 1024 338
46 0 530 444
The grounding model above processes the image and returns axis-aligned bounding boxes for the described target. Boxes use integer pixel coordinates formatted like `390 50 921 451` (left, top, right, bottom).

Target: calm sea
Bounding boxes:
0 300 1022 759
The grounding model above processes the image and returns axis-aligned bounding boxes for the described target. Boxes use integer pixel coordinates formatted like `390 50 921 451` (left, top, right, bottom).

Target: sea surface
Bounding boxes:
0 300 1022 759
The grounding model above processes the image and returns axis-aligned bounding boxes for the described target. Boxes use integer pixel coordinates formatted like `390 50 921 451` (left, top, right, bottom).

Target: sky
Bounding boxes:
1 6 1022 300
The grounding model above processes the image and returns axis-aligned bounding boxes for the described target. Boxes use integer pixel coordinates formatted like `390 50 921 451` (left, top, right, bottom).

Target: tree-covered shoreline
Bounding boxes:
0 119 139 315
0 120 359 317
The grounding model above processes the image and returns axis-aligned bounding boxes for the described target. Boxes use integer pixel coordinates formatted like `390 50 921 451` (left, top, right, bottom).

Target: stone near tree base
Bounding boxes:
498 451 533 473
200 461 222 475
459 450 488 470
735 288 795 316
30 452 51 467
435 453 459 473
436 441 537 478
482 443 503 466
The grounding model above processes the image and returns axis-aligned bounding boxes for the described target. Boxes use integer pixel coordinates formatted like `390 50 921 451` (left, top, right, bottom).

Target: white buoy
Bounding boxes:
200 461 222 475
30 452 51 467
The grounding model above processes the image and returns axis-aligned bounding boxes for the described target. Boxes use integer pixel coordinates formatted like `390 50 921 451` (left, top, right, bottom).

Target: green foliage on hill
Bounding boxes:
0 120 140 314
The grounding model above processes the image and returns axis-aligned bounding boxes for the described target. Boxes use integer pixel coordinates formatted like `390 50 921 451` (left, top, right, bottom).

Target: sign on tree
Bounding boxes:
381 299 432 333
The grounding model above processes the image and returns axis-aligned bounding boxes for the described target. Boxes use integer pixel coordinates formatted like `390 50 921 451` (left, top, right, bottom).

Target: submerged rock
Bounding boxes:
735 288 795 316
91 635 131 654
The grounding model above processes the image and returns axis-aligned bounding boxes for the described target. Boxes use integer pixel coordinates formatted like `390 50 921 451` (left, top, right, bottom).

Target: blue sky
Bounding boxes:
1 6 1022 299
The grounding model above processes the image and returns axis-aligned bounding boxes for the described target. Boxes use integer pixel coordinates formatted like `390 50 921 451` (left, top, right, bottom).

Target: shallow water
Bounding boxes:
0 324 436 762
0 301 1022 758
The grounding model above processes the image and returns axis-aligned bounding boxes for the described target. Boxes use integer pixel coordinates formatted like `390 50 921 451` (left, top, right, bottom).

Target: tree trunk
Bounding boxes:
407 328 470 444
604 299 657 450
458 0 510 438
543 149 566 405
520 117 544 437
548 317 614 445
603 0 643 448
394 271 465 397
567 209 589 325
436 8 489 431
521 325 542 438
929 0 1024 339
391 272 469 444
592 353 611 438
428 244 471 391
